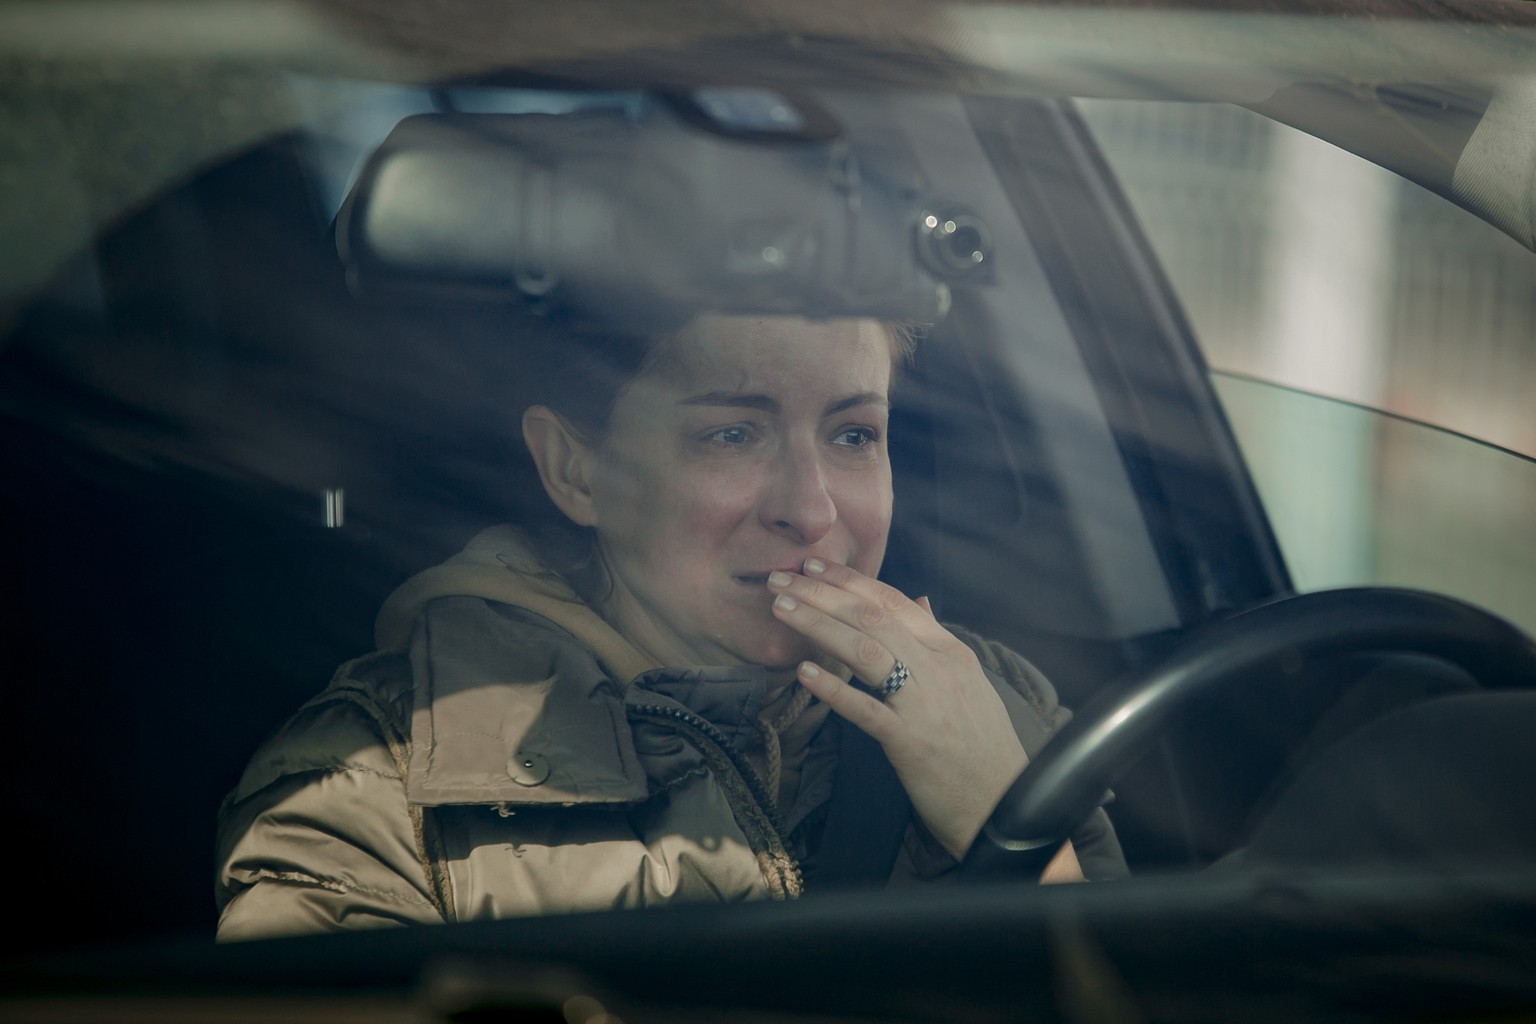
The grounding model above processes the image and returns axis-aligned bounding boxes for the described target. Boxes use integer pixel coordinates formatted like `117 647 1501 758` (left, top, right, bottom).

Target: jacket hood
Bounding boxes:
375 524 660 685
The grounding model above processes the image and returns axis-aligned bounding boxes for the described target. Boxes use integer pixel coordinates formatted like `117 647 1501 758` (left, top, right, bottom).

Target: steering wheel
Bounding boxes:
962 587 1536 876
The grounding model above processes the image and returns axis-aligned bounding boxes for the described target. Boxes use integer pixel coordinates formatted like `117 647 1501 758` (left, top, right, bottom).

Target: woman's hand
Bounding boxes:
767 558 1082 881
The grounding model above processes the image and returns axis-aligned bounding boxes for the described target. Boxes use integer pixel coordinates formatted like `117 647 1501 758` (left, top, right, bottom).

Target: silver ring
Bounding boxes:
879 659 909 699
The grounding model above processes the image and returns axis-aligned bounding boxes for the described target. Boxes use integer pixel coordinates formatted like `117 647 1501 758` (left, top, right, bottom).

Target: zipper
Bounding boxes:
627 702 804 898
627 703 784 824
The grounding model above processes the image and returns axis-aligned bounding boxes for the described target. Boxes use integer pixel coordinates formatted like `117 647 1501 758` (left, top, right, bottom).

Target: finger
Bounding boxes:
794 660 898 741
804 561 954 650
1040 841 1086 885
771 562 945 653
802 556 906 606
771 589 901 688
774 561 952 657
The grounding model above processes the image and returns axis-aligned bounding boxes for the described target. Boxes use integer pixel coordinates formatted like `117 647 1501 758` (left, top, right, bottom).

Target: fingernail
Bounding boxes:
804 558 826 575
768 570 792 587
774 593 797 611
799 661 821 679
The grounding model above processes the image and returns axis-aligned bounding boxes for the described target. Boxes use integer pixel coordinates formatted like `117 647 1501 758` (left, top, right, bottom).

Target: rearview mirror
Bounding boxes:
335 97 988 328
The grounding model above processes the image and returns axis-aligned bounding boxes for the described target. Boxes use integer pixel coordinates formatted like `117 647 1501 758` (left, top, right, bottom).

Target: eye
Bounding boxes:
833 426 879 448
702 425 756 446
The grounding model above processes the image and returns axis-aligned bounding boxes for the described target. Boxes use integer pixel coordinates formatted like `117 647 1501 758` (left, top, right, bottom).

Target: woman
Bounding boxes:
214 313 1124 939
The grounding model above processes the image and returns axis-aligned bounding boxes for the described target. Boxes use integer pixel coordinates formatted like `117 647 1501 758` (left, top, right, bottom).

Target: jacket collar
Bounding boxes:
403 595 780 808
377 525 659 685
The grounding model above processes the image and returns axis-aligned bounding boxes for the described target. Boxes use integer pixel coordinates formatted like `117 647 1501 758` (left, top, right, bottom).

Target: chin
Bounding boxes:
729 623 817 673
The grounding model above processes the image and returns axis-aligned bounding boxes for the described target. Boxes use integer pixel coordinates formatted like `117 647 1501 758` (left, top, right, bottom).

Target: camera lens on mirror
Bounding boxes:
916 205 992 280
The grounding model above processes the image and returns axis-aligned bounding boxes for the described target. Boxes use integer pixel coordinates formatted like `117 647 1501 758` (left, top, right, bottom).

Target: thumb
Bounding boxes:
916 595 934 617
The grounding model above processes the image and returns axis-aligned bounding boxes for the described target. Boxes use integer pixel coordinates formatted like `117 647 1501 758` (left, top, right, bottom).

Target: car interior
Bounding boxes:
2 68 1533 1006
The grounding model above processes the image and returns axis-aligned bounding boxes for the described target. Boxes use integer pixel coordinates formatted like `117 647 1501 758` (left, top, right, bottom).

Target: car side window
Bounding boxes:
1081 99 1536 636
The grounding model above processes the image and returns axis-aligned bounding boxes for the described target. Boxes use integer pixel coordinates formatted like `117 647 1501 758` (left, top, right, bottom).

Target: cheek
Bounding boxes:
670 467 763 535
838 470 893 570
628 464 764 553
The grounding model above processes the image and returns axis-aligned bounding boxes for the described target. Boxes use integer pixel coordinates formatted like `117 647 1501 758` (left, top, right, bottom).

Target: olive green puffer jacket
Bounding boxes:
214 528 1125 940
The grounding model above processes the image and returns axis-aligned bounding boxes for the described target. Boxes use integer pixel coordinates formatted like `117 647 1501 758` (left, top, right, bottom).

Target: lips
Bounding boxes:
734 565 807 586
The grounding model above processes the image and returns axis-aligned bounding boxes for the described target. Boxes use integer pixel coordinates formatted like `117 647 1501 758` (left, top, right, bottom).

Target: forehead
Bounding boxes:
645 315 895 395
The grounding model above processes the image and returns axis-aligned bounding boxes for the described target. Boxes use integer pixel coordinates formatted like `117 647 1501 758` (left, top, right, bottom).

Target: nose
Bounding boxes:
760 442 837 546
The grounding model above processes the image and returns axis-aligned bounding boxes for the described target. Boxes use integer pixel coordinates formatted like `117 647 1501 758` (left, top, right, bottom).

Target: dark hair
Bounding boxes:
504 315 651 596
512 314 920 599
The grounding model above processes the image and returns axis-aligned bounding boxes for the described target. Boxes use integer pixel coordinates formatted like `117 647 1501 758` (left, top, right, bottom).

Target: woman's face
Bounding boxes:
586 315 894 671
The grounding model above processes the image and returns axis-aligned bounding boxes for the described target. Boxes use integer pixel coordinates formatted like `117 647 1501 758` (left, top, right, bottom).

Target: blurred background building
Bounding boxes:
1081 100 1536 633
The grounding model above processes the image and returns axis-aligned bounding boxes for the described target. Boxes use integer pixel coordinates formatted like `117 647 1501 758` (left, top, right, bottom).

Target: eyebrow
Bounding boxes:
678 391 888 416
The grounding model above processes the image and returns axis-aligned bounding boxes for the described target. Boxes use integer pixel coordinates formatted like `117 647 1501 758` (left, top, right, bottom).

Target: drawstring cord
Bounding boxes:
756 682 817 806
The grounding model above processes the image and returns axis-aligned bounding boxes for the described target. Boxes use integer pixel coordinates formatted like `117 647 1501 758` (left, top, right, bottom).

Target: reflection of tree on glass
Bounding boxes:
214 314 1126 938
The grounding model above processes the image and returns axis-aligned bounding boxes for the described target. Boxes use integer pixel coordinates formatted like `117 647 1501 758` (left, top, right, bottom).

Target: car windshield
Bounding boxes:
4 3 1536 1020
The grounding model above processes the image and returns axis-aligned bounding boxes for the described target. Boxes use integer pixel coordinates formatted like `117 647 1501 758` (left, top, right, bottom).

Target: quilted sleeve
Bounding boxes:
214 684 450 940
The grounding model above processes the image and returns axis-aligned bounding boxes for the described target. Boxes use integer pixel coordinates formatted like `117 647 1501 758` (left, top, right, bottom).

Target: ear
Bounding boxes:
522 405 600 528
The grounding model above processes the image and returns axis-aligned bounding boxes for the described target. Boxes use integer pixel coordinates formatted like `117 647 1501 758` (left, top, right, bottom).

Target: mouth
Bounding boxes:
733 566 805 588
